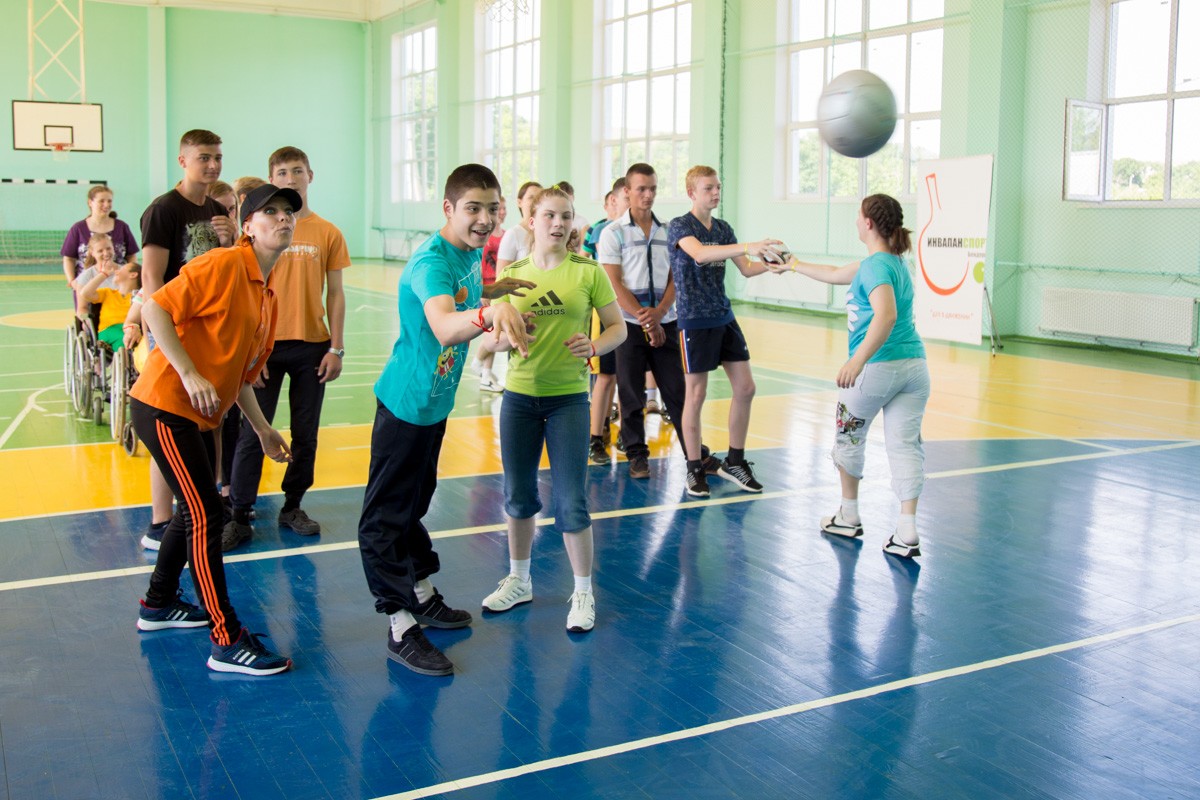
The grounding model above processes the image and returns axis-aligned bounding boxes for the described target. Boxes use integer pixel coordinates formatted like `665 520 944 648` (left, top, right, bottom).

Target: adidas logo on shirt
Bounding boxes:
530 290 566 315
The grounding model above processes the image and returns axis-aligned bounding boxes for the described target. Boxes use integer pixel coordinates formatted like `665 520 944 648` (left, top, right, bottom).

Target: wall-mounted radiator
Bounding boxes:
1039 287 1198 348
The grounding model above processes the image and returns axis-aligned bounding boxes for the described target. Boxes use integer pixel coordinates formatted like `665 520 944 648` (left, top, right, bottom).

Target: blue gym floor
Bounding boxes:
2 437 1199 799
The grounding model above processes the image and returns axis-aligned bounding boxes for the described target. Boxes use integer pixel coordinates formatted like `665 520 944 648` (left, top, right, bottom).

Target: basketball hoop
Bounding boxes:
477 0 530 22
50 143 72 163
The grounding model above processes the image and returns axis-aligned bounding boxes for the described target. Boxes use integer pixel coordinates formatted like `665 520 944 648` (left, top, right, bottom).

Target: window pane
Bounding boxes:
497 17 514 48
627 140 647 167
651 139 675 195
650 8 675 70
515 3 534 42
627 78 648 136
909 118 940 193
1108 100 1166 200
1066 103 1102 198
829 150 860 197
424 73 437 112
909 29 942 113
1177 0 1200 92
628 14 649 73
867 35 907 112
790 128 820 194
866 126 904 195
675 139 689 196
516 97 538 147
650 74 675 134
605 83 625 138
606 22 624 76
603 145 623 188
791 48 824 123
831 0 863 36
424 28 437 70
515 42 536 94
628 0 648 13
1171 97 1200 199
829 41 862 78
911 0 943 22
793 0 824 42
677 3 692 65
1109 0 1169 98
676 72 691 133
869 0 906 29
499 47 514 96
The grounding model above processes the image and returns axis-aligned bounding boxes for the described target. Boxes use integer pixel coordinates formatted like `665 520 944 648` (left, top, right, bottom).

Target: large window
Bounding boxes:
1068 0 1200 202
478 1 541 198
784 0 943 199
598 0 692 198
391 24 438 203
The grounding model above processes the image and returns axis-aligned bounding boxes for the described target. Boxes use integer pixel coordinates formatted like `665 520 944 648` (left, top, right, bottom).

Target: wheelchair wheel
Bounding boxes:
110 347 128 441
72 336 92 416
121 421 138 457
92 394 104 426
95 344 111 399
63 326 76 398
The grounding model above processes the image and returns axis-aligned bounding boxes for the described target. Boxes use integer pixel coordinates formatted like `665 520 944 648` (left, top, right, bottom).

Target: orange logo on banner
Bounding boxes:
917 173 968 297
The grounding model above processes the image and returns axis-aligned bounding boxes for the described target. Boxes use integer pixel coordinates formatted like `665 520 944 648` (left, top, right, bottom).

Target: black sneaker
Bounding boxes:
615 432 626 454
589 435 611 466
207 628 292 676
388 624 453 676
141 520 168 551
685 465 710 498
628 453 650 479
701 454 721 475
278 507 321 535
136 590 209 631
221 496 233 527
412 591 472 629
221 520 252 552
717 458 762 492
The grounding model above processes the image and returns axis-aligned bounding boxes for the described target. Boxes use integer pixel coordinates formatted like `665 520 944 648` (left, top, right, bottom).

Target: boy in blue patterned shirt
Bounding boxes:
667 165 784 497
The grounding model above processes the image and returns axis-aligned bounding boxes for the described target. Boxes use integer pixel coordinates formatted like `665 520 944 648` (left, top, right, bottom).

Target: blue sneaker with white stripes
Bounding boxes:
136 590 209 631
207 629 292 676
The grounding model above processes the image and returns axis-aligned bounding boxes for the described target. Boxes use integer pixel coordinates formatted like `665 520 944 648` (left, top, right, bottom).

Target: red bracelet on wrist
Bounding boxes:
589 343 596 357
470 306 493 332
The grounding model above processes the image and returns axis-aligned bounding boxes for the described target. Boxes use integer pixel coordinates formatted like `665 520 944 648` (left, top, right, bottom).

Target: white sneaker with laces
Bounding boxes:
482 574 532 612
479 375 504 393
566 590 595 632
821 511 864 539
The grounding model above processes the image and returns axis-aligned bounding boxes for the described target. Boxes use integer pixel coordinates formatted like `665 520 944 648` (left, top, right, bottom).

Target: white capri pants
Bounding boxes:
831 358 930 502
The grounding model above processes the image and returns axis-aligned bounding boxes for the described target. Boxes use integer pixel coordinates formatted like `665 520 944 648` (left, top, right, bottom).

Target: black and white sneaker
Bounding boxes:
685 465 710 497
207 628 292 676
412 590 472 629
136 590 209 631
388 624 453 676
589 435 611 466
883 535 921 559
717 458 762 492
820 512 864 539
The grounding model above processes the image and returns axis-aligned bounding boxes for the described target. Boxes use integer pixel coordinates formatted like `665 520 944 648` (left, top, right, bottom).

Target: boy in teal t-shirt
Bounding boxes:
358 164 533 677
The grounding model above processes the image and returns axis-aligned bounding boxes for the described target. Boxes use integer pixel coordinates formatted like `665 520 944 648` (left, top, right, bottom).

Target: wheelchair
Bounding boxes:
68 317 111 426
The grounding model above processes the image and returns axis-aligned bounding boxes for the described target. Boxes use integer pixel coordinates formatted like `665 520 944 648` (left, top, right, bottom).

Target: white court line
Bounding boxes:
0 386 57 449
923 408 1120 451
373 611 1200 800
1 439 1195 594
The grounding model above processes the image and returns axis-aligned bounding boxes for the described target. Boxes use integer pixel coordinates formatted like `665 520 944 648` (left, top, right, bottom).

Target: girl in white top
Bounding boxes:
495 180 541 271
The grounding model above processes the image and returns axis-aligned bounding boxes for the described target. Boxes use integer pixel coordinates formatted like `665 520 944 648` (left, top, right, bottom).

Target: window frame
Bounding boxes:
476 0 542 200
390 22 439 204
782 0 944 201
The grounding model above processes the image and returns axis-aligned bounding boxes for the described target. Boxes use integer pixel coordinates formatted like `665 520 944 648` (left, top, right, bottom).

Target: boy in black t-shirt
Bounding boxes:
666 165 783 498
124 129 236 550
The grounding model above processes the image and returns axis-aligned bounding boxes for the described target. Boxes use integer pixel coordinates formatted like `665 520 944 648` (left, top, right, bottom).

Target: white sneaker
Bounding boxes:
820 511 863 539
566 590 595 632
883 534 921 558
468 359 482 376
479 375 504 393
482 574 532 612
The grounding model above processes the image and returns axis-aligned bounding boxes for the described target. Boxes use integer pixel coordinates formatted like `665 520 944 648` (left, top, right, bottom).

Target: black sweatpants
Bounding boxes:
132 398 241 645
228 339 329 511
614 319 694 459
357 401 444 615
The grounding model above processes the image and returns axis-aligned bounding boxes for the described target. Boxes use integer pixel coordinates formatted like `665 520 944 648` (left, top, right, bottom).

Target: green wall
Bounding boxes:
1 1 368 256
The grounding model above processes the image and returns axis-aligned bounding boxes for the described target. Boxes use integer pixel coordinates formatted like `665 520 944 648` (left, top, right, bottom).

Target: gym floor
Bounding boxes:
1 264 1198 799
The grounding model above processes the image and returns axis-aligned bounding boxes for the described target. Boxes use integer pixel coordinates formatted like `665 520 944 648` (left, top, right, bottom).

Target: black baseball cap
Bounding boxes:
239 185 303 225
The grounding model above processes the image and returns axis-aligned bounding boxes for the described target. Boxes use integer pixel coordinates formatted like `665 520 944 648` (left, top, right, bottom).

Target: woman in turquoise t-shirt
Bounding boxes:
481 185 627 633
778 194 931 559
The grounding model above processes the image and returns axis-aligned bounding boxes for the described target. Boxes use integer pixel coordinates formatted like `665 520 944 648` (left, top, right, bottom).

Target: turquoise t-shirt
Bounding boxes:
496 252 618 397
846 251 926 363
375 233 482 425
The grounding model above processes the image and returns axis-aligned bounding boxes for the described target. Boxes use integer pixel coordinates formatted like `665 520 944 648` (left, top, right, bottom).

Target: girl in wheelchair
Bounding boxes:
77 233 142 351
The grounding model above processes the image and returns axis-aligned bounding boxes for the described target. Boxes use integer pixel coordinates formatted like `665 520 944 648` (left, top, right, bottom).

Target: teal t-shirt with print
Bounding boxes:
495 252 617 397
375 232 482 425
846 251 926 363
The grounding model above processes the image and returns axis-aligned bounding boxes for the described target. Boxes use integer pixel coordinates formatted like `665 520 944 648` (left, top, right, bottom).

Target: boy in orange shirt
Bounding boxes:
224 146 350 550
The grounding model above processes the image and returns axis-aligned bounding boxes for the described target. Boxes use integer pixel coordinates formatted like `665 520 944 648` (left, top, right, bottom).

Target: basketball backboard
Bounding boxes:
11 100 103 152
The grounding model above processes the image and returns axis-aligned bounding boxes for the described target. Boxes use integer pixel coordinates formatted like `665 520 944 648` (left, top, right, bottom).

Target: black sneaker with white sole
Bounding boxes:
412 591 472 629
717 458 762 492
820 513 864 539
388 624 453 676
685 465 710 497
